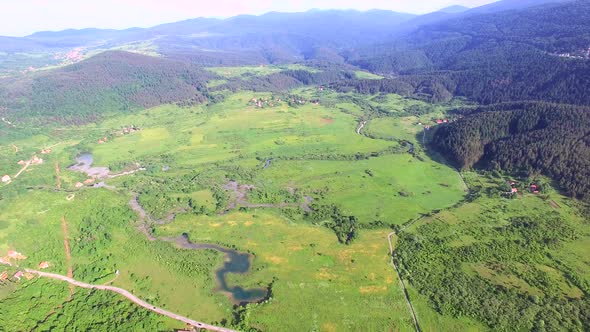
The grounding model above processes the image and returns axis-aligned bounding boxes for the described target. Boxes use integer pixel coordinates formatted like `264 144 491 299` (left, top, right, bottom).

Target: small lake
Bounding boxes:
171 233 268 304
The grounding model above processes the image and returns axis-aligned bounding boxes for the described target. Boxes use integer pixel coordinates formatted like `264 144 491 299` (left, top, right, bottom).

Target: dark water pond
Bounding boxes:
173 233 268 304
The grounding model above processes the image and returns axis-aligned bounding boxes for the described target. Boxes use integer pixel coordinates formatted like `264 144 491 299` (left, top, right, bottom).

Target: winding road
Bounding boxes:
25 269 237 332
356 120 367 135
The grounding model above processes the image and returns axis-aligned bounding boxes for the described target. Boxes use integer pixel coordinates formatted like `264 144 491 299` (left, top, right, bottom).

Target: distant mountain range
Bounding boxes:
0 0 577 68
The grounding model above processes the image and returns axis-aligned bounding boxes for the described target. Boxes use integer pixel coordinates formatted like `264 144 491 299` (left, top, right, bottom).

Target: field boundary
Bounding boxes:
388 231 421 332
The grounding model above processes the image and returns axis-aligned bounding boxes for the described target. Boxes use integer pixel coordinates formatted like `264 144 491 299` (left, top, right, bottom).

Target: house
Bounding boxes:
2 175 11 183
511 188 518 193
443 119 448 123
13 271 23 280
75 182 84 188
530 184 540 194
7 250 26 260
38 262 50 269
103 137 108 141
31 156 43 165
17 160 25 165
84 178 95 185
436 119 443 124
98 139 104 144
0 271 8 281
0 257 10 265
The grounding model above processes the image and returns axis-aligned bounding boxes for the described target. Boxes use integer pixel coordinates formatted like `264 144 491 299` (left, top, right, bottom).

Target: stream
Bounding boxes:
70 153 268 304
129 196 268 304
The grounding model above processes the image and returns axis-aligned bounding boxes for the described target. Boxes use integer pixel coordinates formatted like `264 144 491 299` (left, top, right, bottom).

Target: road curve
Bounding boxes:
25 269 237 332
356 120 367 135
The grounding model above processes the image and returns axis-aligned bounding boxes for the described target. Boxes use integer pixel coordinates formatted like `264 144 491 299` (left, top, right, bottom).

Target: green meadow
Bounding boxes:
1 67 587 331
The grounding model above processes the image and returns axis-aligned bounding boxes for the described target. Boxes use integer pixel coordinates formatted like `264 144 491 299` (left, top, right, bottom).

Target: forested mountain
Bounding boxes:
346 0 590 105
0 51 214 123
432 102 590 198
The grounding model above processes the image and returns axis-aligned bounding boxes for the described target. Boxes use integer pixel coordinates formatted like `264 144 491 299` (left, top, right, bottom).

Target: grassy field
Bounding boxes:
207 64 320 78
156 211 416 331
1 79 587 331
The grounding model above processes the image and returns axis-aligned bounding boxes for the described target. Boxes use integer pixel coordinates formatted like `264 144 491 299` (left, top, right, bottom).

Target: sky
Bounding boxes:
1 0 498 37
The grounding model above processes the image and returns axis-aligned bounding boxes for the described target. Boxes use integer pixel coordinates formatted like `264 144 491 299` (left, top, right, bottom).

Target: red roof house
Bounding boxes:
13 271 23 280
39 262 50 269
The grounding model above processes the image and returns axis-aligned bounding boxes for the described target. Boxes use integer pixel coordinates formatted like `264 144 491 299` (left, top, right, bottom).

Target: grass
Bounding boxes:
354 71 384 80
156 211 415 331
0 83 586 331
207 64 320 78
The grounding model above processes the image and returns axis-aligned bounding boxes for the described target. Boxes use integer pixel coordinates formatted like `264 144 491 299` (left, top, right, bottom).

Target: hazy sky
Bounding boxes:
1 0 498 37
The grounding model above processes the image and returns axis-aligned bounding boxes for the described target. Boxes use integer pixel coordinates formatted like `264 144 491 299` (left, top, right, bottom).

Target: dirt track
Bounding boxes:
26 269 237 332
55 162 61 189
61 216 74 296
388 231 421 332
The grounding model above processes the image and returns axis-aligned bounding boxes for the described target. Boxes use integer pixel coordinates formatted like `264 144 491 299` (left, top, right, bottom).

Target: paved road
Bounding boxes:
26 269 237 332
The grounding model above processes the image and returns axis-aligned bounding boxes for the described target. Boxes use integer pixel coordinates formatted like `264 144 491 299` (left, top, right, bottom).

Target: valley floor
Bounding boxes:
0 78 587 331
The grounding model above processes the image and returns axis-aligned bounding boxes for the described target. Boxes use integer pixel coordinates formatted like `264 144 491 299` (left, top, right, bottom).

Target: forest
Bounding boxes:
432 102 590 199
0 51 215 123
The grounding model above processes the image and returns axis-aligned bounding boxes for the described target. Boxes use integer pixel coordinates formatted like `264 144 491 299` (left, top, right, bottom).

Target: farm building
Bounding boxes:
84 178 95 185
13 271 23 280
38 262 50 269
75 182 84 188
17 160 25 165
2 175 11 183
7 250 26 260
31 156 43 165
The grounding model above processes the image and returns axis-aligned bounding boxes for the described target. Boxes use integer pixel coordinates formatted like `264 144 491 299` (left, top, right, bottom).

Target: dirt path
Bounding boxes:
25 269 237 332
61 216 74 296
55 162 61 190
11 144 18 152
14 160 31 178
356 120 367 135
388 231 421 332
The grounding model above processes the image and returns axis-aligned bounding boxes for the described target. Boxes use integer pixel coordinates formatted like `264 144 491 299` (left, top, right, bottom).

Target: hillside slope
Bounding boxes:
432 102 590 198
346 0 590 105
0 51 214 123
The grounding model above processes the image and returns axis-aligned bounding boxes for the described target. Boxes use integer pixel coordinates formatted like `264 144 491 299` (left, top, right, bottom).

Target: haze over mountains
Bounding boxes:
0 0 578 61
